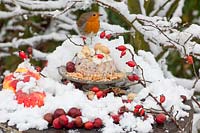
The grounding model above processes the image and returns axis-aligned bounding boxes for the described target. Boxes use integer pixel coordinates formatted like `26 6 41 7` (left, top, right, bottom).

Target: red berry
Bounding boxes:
66 121 75 129
43 113 53 124
66 61 76 72
111 114 120 124
67 107 82 118
53 108 66 119
91 86 100 93
106 34 112 40
139 108 145 116
100 31 106 39
59 115 68 126
19 51 28 60
127 74 139 81
93 118 103 128
53 118 62 129
120 50 126 58
84 121 94 130
126 61 136 67
27 47 33 55
74 116 83 128
159 95 165 104
133 108 139 115
96 54 104 59
96 91 104 99
155 113 166 124
186 55 193 64
116 45 127 51
135 105 143 109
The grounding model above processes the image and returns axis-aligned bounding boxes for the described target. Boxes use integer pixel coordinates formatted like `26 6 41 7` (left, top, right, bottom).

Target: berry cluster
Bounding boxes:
100 31 112 40
43 107 103 130
16 90 45 107
87 86 108 100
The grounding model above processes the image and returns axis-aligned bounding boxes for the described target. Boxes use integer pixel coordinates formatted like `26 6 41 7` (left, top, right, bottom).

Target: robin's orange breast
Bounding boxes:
84 20 100 34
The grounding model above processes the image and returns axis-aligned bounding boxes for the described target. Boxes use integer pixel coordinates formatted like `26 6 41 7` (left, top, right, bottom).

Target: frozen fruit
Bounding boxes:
155 113 166 124
100 31 106 38
186 55 193 64
59 115 68 126
135 105 143 109
66 121 75 129
74 116 83 128
96 54 104 59
139 108 145 116
91 86 100 93
180 95 187 102
84 121 94 130
93 118 103 128
159 95 165 103
19 51 28 59
67 107 82 118
43 113 53 124
120 50 126 58
111 114 120 124
53 108 66 119
127 74 139 81
116 45 127 51
106 34 112 40
53 118 62 129
126 61 136 67
133 108 139 115
66 61 76 72
96 91 104 99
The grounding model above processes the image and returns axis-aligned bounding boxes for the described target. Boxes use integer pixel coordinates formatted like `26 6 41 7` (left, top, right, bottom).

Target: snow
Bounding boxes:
0 35 194 132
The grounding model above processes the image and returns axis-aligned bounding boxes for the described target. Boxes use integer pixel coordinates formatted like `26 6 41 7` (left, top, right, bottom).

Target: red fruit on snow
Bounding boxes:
66 61 76 72
91 86 100 93
53 118 62 129
84 121 94 130
180 95 187 103
135 105 143 109
19 51 28 60
155 113 166 124
66 121 75 129
186 55 193 64
106 34 112 40
120 50 126 58
43 113 53 124
53 108 66 119
100 31 106 38
139 108 145 116
59 115 68 126
133 108 139 115
96 90 104 99
96 54 104 59
116 45 127 51
35 66 41 72
126 61 136 67
111 114 120 124
67 107 82 118
93 118 103 128
159 94 166 104
74 116 83 128
127 74 139 81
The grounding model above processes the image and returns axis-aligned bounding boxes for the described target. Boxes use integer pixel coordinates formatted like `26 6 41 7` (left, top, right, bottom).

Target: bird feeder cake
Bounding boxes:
66 43 125 82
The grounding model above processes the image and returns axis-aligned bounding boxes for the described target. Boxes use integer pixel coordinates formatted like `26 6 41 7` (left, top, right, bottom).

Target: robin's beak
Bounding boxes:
99 14 103 16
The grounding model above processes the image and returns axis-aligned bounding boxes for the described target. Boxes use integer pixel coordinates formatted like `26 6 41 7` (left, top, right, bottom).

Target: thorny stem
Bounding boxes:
127 48 147 87
148 93 183 131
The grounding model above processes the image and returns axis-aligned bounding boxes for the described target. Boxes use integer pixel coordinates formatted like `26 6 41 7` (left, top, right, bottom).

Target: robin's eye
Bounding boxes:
93 14 96 16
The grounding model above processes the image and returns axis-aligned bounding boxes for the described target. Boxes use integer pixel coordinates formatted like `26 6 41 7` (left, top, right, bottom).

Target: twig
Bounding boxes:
191 96 200 108
65 35 84 47
151 0 172 16
148 93 183 131
192 61 200 88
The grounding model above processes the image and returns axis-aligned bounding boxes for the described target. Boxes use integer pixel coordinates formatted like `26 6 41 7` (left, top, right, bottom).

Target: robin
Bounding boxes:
77 12 102 36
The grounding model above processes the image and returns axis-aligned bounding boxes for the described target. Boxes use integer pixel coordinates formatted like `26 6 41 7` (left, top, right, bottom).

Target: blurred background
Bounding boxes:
0 0 200 83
